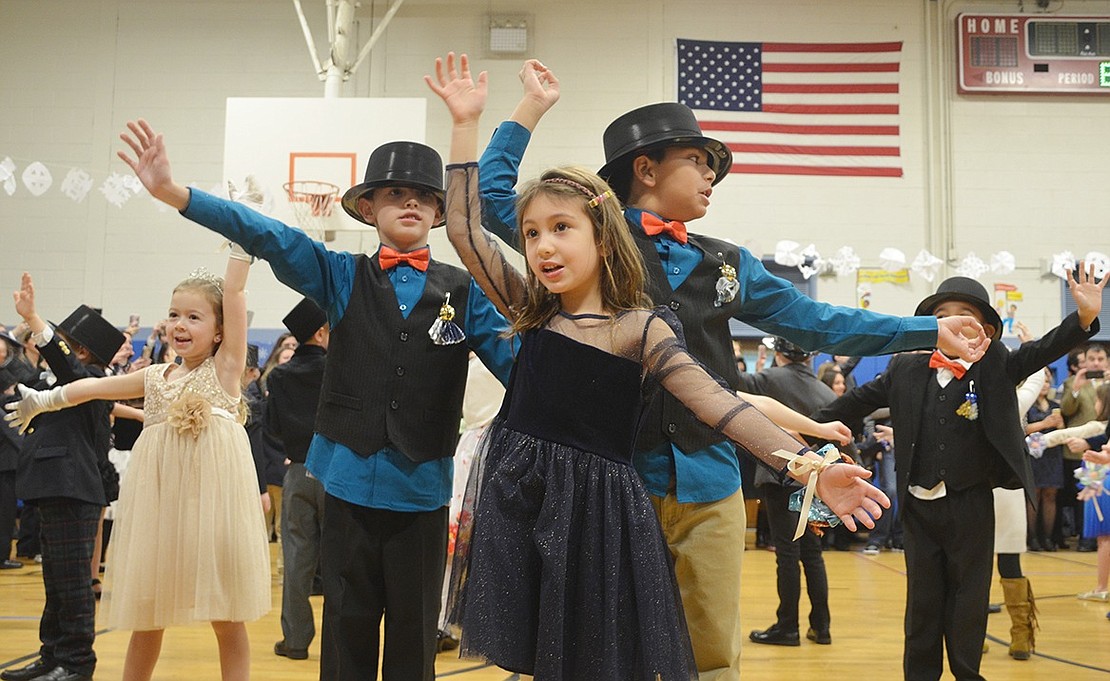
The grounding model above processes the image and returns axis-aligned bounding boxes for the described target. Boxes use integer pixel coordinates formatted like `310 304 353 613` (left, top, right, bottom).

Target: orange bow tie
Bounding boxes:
378 246 430 272
641 213 688 245
929 350 967 379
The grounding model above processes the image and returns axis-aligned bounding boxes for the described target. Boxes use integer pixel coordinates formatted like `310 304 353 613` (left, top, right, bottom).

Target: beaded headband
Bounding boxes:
541 177 615 208
180 267 224 296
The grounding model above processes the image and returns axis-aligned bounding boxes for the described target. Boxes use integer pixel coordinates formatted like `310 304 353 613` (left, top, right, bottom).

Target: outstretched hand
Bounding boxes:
118 119 189 210
813 420 852 446
814 463 890 532
424 52 488 126
936 315 990 362
1067 259 1108 329
12 272 36 321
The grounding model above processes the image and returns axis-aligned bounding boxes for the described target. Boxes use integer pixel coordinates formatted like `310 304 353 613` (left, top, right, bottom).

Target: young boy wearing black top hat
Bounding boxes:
814 268 1105 680
267 297 329 662
475 59 990 680
118 119 515 681
1 277 122 681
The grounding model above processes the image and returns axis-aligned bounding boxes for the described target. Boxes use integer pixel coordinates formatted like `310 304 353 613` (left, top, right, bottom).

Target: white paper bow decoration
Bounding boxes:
990 251 1016 275
910 249 944 282
774 240 803 267
878 247 906 271
827 246 861 277
1050 251 1076 280
1083 251 1110 279
797 244 823 280
954 252 989 280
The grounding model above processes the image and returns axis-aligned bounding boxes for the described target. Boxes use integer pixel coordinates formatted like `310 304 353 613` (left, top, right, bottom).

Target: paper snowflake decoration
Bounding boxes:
1050 251 1076 280
827 246 861 277
774 240 803 267
100 172 136 207
990 251 1016 275
910 249 943 282
954 252 989 279
797 244 823 280
60 168 94 203
1082 251 1110 279
878 247 906 271
21 161 53 197
0 157 15 196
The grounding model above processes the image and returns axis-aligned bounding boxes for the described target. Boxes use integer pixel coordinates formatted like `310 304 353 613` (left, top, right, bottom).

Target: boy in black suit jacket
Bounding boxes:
2 279 122 681
814 267 1105 681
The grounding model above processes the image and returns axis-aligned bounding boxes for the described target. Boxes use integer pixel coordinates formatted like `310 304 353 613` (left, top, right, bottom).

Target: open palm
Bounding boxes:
425 52 487 124
118 119 174 196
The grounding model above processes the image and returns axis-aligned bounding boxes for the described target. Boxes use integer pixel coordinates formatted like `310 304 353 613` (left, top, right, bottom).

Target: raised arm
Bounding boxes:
476 60 561 252
427 53 528 319
214 248 251 397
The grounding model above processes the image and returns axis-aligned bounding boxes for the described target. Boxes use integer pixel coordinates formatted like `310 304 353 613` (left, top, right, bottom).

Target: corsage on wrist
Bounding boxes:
773 443 844 540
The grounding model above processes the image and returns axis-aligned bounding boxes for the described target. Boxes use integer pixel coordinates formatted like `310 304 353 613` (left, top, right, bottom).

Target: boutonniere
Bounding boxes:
714 253 739 308
956 380 979 421
428 292 466 345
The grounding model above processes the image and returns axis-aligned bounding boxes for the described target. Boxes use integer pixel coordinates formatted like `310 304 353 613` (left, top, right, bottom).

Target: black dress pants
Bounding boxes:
319 494 447 681
760 483 830 632
35 498 101 677
902 485 993 681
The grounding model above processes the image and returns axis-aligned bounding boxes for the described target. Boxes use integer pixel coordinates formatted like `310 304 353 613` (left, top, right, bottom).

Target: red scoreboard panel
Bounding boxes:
957 13 1110 94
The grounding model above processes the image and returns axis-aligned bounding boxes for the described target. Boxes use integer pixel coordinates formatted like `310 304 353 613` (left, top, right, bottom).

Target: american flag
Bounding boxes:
677 38 903 178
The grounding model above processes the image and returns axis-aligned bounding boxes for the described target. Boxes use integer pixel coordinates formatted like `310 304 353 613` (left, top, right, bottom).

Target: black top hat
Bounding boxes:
340 141 446 227
282 298 328 344
55 305 126 366
598 102 732 201
0 332 21 361
772 336 814 362
914 277 1003 341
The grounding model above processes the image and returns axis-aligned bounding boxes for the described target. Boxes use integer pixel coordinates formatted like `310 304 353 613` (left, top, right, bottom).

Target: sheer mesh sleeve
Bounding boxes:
638 309 807 476
445 162 528 322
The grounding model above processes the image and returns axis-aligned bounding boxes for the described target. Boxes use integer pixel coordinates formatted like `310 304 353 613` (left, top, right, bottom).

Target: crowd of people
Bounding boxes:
0 51 1107 681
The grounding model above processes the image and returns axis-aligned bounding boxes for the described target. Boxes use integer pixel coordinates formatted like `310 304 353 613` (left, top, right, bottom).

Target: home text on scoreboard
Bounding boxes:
957 13 1110 94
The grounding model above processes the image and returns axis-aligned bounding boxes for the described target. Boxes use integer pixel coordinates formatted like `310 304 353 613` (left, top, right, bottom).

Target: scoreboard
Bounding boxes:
957 13 1110 94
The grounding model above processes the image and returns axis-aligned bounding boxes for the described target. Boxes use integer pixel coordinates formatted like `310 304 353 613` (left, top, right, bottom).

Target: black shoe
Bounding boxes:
0 559 23 570
987 603 1002 614
749 623 800 646
436 629 459 653
21 667 90 681
1078 539 1098 552
273 640 308 660
0 659 52 681
806 627 831 644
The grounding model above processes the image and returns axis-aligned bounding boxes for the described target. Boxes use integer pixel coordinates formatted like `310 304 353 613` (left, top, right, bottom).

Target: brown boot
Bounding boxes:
1001 576 1038 660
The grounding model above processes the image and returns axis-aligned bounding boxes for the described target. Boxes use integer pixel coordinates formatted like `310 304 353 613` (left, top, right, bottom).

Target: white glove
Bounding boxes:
3 384 72 434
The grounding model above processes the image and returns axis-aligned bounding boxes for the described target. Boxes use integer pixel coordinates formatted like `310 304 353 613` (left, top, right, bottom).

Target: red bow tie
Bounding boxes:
378 246 429 272
929 350 967 379
641 213 688 245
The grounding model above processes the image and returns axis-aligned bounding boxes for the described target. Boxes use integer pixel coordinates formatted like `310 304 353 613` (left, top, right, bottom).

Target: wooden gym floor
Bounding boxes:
2 538 1108 679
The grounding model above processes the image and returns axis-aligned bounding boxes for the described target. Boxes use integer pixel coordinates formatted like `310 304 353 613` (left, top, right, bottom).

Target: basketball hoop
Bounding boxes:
284 180 340 242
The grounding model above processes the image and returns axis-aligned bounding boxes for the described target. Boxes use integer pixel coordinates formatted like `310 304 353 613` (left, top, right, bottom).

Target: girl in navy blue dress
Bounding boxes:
428 53 889 680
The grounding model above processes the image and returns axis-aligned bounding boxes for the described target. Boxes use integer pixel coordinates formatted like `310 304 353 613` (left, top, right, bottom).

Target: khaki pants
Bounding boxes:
652 487 746 681
267 483 284 572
